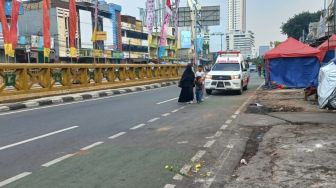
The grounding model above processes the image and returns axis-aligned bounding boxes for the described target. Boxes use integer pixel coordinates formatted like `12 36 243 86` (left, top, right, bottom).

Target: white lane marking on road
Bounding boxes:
205 96 209 99
204 140 216 148
0 126 78 151
203 143 234 188
171 109 179 113
191 150 206 162
225 119 232 124
148 117 160 123
215 131 223 137
177 141 189 144
234 110 240 115
163 184 176 188
205 136 215 139
108 132 126 139
130 124 146 130
156 97 178 105
80 141 104 151
41 154 74 167
0 86 175 116
194 178 215 184
235 81 265 113
0 172 32 187
220 124 228 130
179 106 185 110
162 113 171 117
231 115 237 119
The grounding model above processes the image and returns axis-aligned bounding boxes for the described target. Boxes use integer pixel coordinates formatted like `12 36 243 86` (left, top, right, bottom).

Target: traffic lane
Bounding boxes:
0 86 183 181
3 77 264 187
0 85 180 146
2 89 244 188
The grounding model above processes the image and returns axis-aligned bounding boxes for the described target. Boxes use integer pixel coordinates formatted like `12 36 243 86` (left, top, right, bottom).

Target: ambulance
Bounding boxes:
205 51 250 95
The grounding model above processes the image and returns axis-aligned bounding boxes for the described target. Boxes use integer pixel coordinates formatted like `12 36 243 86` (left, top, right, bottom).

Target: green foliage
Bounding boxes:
281 11 322 40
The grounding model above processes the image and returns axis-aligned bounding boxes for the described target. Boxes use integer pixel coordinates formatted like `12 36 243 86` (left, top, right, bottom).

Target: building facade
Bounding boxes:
121 15 149 63
225 30 255 59
148 27 177 63
225 0 254 59
227 0 246 32
18 0 122 63
258 45 270 57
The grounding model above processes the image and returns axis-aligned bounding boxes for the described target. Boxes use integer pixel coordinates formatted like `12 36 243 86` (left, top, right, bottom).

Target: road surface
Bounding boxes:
0 74 263 188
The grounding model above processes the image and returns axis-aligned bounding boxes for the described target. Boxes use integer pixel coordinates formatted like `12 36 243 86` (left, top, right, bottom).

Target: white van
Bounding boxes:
205 52 250 95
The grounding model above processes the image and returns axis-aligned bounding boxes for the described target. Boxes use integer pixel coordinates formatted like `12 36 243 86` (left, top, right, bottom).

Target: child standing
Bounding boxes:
195 76 203 103
195 65 205 101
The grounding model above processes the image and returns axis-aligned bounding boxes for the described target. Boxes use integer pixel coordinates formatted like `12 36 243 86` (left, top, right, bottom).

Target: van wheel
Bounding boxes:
206 89 212 95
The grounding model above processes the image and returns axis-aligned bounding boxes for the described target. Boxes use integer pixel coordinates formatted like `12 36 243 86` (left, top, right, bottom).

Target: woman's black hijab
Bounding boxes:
182 64 194 79
180 64 195 87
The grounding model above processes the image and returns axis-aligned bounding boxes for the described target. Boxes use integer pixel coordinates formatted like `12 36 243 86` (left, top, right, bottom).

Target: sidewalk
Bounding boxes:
226 89 336 188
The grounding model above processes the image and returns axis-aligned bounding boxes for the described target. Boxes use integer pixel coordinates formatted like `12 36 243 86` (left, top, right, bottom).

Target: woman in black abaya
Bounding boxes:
178 64 195 103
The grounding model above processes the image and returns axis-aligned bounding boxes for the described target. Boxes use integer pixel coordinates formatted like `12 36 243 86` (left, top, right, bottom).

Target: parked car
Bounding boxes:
249 64 257 72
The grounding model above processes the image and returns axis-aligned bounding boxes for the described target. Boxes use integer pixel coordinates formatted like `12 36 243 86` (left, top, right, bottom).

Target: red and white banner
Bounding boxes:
9 0 21 56
146 0 155 35
69 0 77 57
0 0 10 55
160 0 172 46
43 0 51 57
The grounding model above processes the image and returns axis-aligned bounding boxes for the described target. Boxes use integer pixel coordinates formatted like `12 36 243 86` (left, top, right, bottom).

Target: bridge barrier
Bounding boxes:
0 64 185 98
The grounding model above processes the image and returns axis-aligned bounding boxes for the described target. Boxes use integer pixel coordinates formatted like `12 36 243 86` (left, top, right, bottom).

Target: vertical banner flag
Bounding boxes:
69 0 77 57
9 0 21 57
91 0 99 42
160 0 172 46
146 0 155 35
0 0 10 55
173 0 180 38
43 0 51 58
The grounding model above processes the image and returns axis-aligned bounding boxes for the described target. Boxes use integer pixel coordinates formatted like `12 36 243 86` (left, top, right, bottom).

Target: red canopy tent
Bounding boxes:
265 37 322 61
318 34 336 62
264 37 322 88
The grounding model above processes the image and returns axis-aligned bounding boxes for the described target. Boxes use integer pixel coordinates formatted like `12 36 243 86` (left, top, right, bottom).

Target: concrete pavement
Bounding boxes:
0 74 264 188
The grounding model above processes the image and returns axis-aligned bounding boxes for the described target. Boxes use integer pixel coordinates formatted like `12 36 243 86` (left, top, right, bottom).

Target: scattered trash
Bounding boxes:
271 152 278 156
165 165 174 171
206 172 212 177
249 103 263 107
240 159 248 165
315 143 323 148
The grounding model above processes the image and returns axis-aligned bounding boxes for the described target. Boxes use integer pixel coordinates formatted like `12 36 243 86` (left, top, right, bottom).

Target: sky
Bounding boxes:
108 0 324 52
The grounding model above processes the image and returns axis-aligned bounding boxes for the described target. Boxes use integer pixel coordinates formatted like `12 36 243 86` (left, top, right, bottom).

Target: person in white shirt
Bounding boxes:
195 65 205 101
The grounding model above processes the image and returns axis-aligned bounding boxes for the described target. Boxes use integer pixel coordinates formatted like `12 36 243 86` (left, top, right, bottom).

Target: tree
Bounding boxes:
281 11 322 40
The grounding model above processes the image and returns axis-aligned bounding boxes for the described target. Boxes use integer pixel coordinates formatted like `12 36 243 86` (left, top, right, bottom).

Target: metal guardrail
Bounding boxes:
0 64 185 96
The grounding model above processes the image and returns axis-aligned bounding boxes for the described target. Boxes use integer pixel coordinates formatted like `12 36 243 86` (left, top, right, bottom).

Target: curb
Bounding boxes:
0 81 178 113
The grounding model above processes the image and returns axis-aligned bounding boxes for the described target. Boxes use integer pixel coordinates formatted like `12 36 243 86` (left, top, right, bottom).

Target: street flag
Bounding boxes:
146 0 155 35
173 0 180 38
91 0 99 42
43 0 51 58
165 0 172 15
69 0 77 57
0 0 10 55
160 0 172 46
9 0 22 57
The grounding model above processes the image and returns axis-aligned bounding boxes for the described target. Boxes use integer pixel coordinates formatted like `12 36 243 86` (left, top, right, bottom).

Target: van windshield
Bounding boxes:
212 63 240 71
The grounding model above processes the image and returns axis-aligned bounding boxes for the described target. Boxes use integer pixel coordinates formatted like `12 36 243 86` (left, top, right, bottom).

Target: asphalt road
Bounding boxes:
0 73 264 188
